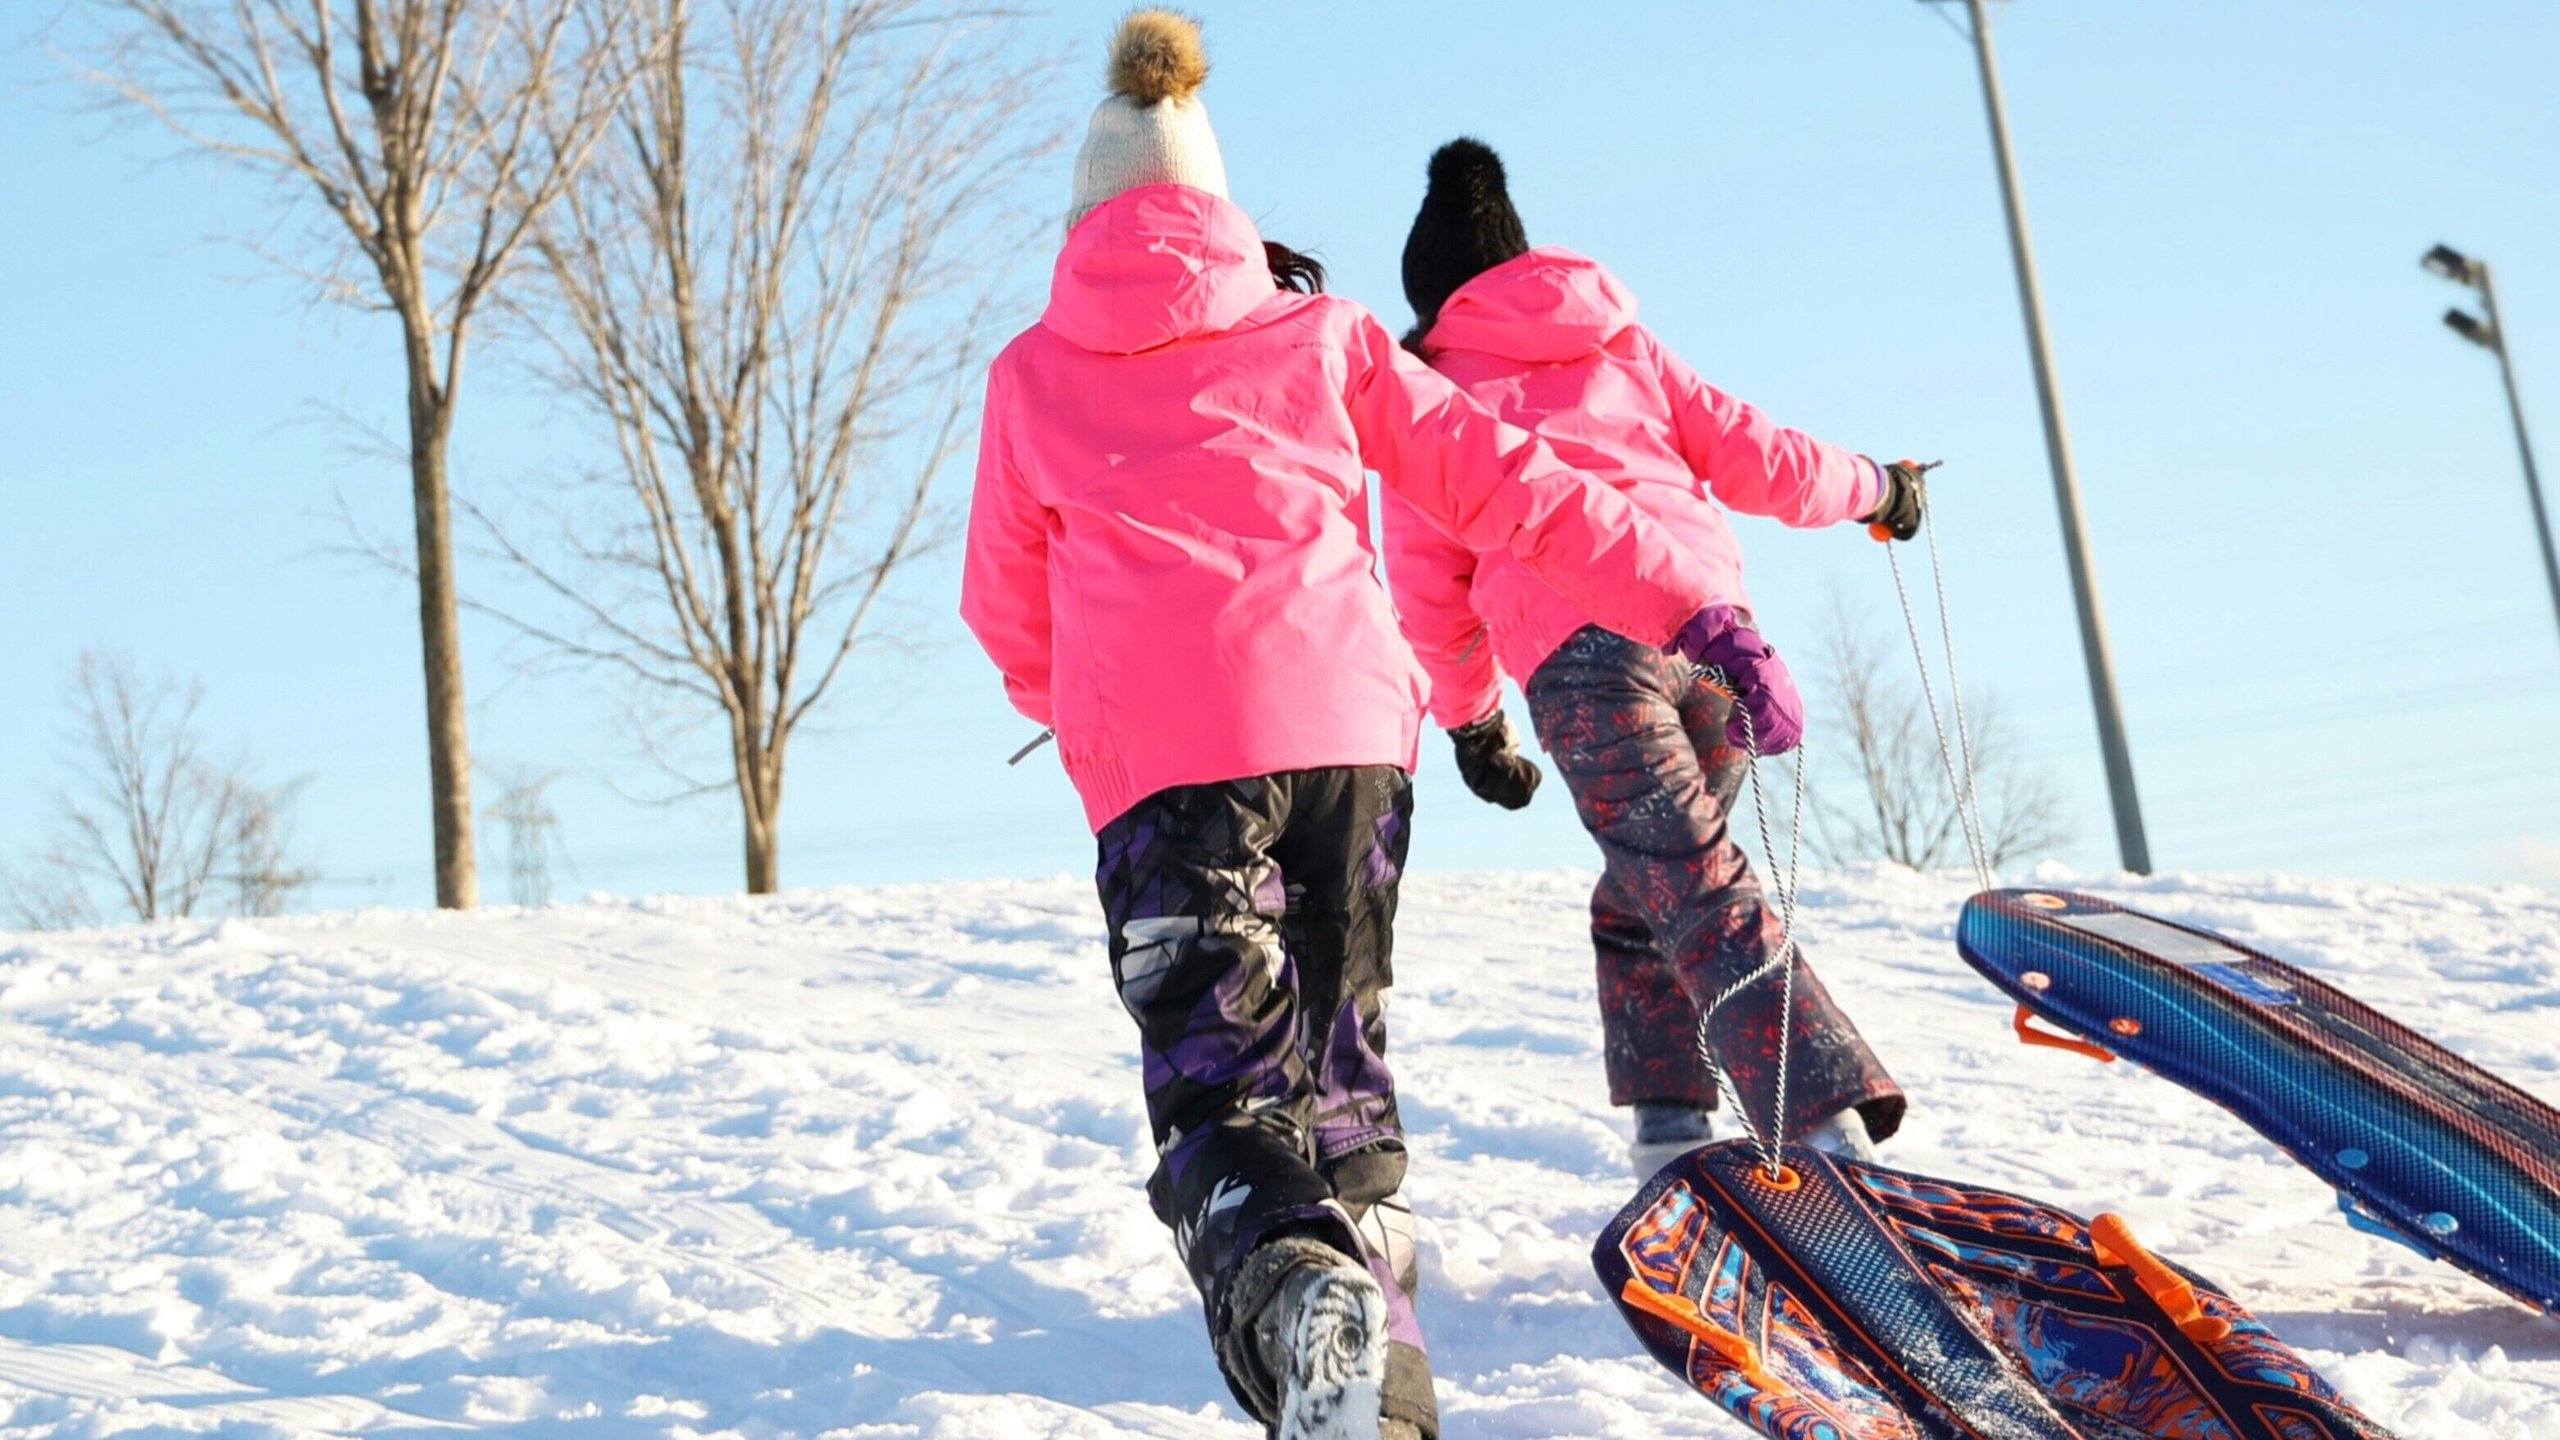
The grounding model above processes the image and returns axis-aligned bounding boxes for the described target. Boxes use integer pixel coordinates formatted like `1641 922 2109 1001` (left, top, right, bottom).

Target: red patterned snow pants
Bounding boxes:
1524 626 1906 1142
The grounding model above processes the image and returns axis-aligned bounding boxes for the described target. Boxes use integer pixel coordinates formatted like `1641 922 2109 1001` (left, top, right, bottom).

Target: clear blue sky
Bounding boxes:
6 1 2558 909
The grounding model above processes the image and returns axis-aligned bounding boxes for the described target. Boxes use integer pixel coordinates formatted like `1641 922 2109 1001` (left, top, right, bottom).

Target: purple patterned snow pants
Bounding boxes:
1094 766 1435 1438
1525 626 1906 1143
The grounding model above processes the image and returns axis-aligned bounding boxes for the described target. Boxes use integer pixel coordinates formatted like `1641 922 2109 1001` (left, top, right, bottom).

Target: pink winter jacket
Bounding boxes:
1383 248 1883 728
960 188 1722 830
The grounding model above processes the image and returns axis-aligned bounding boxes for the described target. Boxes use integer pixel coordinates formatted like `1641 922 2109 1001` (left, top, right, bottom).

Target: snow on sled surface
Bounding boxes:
0 868 2555 1438
1600 1138 2395 1440
1957 888 2560 1319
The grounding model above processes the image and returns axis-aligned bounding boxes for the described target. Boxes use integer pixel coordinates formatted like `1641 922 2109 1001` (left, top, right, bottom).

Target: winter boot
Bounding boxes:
1629 1100 1725 1179
1800 1105 1880 1163
1226 1235 1389 1440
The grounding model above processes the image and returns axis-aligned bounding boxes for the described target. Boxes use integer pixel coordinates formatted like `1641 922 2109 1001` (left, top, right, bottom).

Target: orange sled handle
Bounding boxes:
2090 1213 2234 1344
1619 1280 1777 1386
2013 1005 2118 1063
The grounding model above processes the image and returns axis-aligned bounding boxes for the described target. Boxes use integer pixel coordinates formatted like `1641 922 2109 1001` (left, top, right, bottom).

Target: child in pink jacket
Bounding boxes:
956 19 1799 1440
1383 139 1930 1180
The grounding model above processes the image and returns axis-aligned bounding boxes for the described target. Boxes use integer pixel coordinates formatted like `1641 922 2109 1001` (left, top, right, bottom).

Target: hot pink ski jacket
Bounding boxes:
1383 248 1883 727
960 188 1721 830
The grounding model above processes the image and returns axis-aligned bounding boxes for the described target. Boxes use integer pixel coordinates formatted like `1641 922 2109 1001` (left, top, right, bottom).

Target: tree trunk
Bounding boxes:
738 738 781 895
743 816 777 895
411 388 479 910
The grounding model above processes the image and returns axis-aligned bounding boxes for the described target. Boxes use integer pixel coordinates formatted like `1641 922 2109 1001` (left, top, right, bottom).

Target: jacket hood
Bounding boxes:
1043 184 1277 355
1423 247 1635 364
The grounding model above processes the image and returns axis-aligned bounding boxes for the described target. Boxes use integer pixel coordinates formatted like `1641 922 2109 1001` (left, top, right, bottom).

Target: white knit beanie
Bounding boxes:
1067 11 1228 232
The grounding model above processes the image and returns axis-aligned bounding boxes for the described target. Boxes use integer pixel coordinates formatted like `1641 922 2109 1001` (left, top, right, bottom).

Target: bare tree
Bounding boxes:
467 0 1055 893
3 653 316 929
227 776 322 916
1797 597 2071 873
79 0 651 909
1 854 103 933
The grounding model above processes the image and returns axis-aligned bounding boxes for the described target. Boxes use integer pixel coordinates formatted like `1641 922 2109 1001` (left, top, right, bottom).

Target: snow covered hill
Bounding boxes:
0 867 2554 1439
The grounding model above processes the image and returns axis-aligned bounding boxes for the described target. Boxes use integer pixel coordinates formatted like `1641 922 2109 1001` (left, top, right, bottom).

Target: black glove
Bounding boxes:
1449 712 1541 810
1863 460 1929 542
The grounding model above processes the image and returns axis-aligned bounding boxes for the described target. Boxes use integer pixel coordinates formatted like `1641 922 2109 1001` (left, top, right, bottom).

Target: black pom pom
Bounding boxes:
1426 137 1508 195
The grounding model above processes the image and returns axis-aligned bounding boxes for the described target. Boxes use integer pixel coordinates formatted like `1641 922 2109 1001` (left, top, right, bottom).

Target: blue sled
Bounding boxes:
1958 888 2560 1317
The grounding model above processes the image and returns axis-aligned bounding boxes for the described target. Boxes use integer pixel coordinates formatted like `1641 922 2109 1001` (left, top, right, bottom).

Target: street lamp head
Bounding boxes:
2423 244 2482 289
2444 307 2501 352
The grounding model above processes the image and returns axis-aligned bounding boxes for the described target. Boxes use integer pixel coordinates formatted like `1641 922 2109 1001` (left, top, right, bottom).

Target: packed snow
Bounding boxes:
0 865 2554 1439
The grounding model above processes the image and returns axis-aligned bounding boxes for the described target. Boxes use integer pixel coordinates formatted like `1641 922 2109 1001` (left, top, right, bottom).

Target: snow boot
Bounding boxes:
1629 1101 1724 1179
1800 1105 1879 1163
1227 1235 1389 1440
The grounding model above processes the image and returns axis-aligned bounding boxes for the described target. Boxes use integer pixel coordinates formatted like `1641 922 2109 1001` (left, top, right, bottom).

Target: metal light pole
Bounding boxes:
2425 244 2560 660
1941 0 2152 873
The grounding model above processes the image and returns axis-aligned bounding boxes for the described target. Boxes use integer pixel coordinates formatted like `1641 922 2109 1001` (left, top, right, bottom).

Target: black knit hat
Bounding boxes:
1401 138 1530 339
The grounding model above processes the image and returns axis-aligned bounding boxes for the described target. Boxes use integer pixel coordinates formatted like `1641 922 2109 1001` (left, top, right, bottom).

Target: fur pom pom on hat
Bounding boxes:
1068 10 1228 232
1402 138 1530 338
1107 9 1209 102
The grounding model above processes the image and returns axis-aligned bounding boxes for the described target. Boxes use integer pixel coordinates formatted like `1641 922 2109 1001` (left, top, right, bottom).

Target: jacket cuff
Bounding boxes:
1429 674 1506 731
1853 455 1887 521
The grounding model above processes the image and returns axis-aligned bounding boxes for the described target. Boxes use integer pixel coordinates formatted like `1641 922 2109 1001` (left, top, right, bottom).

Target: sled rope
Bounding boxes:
1691 694 1808 1179
1882 465 1996 891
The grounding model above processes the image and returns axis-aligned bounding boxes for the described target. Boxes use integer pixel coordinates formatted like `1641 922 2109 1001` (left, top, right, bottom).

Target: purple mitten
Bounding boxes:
1672 605 1805 755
